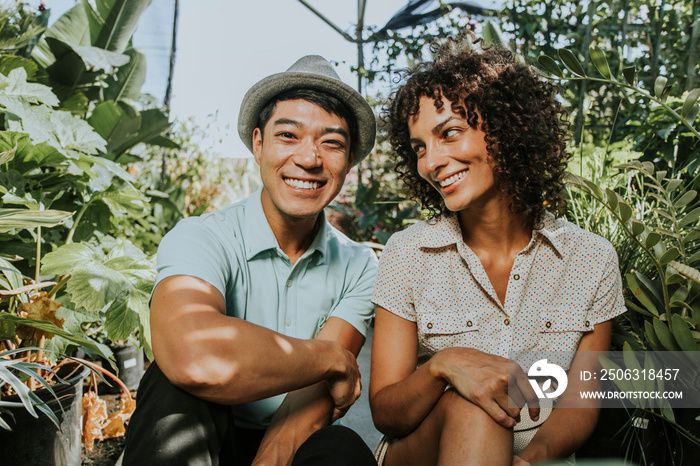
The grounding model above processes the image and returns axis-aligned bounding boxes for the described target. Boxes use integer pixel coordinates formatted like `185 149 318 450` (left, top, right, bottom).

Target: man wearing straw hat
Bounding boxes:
123 55 378 465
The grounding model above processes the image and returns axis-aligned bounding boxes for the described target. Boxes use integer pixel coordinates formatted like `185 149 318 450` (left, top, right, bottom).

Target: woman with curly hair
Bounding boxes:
369 35 626 465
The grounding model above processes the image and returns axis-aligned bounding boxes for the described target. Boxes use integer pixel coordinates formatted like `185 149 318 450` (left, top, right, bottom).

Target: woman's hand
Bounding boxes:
512 454 531 466
430 347 540 428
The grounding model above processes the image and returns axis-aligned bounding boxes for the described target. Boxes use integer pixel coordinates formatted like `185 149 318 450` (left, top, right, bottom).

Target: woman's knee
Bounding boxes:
435 389 497 428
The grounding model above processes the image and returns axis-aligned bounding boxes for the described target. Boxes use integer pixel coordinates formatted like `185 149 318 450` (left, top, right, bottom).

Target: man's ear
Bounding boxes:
252 128 263 164
347 150 354 170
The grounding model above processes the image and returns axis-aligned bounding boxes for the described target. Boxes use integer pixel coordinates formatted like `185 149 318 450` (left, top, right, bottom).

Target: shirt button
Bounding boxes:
545 321 552 328
585 320 591 327
466 321 473 327
286 280 293 287
513 274 520 280
504 319 510 326
285 318 292 326
427 322 433 330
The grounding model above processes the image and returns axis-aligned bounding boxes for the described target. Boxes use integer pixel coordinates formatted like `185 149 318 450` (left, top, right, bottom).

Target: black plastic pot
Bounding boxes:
0 363 90 466
108 342 144 392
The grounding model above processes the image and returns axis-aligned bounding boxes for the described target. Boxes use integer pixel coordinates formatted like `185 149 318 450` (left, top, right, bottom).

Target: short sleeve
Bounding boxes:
327 247 378 337
155 217 231 299
589 246 627 325
371 230 418 321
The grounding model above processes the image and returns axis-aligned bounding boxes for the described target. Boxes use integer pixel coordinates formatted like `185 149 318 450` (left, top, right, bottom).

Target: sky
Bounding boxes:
35 0 504 158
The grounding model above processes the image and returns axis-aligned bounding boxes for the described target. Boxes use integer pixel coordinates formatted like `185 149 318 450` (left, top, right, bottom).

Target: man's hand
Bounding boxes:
325 347 361 422
432 347 540 428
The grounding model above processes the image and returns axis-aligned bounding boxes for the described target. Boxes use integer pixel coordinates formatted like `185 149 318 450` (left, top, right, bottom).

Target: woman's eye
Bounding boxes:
412 144 425 156
443 128 460 138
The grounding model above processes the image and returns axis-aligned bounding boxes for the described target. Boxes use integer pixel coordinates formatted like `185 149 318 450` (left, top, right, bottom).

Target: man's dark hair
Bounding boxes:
257 88 358 156
386 34 572 225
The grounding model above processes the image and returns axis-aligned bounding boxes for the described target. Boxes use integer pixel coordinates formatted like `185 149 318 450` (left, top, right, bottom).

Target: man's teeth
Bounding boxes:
439 170 467 187
285 178 321 190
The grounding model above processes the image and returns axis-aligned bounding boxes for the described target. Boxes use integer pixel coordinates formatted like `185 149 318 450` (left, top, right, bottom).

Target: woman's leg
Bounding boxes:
384 389 513 466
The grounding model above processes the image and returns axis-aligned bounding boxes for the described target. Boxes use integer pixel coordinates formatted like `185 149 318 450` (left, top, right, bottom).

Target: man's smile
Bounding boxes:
284 177 325 190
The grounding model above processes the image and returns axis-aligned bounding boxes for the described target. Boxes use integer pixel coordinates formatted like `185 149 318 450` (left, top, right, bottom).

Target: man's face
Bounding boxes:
253 98 353 224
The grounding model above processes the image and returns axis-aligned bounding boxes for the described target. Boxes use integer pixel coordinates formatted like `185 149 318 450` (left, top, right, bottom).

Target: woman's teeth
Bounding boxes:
439 170 467 187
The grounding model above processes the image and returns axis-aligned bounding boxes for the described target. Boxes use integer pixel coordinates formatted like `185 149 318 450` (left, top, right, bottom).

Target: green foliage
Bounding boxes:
0 0 45 55
0 0 171 430
543 39 700 462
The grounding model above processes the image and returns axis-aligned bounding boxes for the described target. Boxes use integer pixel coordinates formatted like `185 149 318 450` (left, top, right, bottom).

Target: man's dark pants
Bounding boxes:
122 363 377 466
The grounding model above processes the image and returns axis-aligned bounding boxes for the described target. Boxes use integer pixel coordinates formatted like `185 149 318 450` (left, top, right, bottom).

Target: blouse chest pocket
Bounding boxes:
536 309 593 357
417 309 481 356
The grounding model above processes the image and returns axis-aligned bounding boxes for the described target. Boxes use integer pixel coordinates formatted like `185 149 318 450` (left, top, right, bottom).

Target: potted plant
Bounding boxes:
1 0 169 460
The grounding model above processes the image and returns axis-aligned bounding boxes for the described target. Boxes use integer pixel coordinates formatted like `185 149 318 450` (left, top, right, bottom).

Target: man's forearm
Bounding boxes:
156 313 353 405
252 383 334 465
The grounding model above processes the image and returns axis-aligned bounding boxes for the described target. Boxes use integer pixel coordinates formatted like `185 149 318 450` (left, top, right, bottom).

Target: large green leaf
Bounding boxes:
5 104 106 159
0 55 39 81
112 108 171 157
626 273 660 316
41 38 102 90
0 208 72 233
69 44 129 73
41 243 102 276
88 100 141 152
103 293 140 342
41 240 155 348
0 67 59 108
102 48 146 102
30 0 101 68
64 262 124 313
670 314 697 351
94 0 153 53
653 318 681 351
99 184 149 218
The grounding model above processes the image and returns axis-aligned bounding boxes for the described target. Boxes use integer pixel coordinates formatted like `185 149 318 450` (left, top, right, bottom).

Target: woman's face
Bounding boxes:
408 95 500 213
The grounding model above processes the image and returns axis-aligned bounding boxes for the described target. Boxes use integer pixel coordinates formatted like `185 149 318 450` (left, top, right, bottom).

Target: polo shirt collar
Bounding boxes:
244 189 328 262
418 210 568 256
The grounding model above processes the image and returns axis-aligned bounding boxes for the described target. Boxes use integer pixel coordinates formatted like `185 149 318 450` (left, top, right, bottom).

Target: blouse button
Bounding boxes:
513 274 520 280
545 321 552 329
466 321 473 327
504 318 510 326
427 322 433 330
585 320 591 327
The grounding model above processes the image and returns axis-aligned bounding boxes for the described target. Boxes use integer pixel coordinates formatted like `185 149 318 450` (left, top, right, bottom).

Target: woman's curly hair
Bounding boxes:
385 34 572 226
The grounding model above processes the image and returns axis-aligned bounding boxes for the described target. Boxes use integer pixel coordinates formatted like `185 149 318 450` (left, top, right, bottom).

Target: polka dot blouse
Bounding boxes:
371 212 627 371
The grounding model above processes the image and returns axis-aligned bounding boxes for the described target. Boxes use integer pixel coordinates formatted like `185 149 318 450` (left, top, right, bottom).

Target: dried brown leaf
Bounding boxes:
16 292 65 340
82 391 107 452
102 391 136 439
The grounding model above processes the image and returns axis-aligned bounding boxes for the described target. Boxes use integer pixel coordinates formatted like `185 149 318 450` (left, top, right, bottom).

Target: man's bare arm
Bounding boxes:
150 275 359 407
251 317 364 465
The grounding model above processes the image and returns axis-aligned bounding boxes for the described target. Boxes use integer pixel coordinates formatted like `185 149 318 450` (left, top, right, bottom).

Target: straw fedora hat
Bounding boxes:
237 55 376 165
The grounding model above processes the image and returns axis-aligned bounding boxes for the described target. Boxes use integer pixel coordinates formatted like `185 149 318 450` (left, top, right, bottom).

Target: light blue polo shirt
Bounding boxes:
155 189 378 428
